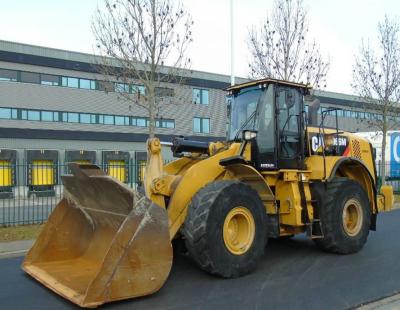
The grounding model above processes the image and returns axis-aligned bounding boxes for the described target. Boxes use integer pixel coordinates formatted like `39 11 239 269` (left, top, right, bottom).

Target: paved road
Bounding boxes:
1 210 400 310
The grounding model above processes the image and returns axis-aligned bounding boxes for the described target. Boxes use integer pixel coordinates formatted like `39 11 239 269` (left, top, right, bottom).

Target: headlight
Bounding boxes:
242 130 257 141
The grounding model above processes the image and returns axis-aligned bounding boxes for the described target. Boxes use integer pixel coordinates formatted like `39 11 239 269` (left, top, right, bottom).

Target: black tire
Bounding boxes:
315 178 371 254
183 180 267 278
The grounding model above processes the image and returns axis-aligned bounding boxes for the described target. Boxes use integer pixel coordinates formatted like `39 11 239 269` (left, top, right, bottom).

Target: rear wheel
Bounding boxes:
315 178 371 254
183 180 267 278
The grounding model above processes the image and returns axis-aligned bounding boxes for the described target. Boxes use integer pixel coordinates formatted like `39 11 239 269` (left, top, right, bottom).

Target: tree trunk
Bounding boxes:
147 87 156 139
381 120 387 187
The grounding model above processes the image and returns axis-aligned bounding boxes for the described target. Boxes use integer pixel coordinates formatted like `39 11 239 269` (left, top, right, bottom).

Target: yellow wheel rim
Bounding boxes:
342 198 363 237
223 207 255 255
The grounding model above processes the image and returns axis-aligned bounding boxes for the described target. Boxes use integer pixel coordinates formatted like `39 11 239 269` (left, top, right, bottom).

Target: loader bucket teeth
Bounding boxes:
22 163 173 308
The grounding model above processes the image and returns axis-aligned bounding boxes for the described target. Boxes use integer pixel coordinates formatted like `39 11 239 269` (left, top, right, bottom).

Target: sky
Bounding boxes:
0 0 399 95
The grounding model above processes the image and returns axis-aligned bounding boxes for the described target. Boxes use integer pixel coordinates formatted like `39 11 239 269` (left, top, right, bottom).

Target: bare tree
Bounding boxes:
353 16 400 185
247 0 329 88
92 0 193 138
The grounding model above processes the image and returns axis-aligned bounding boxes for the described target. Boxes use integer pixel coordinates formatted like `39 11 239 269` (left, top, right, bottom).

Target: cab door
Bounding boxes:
275 86 305 169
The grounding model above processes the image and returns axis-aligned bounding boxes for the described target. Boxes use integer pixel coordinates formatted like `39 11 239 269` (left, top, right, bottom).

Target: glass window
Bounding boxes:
0 108 11 119
79 79 91 89
65 113 76 122
201 90 209 105
62 77 79 88
137 118 146 127
115 83 129 93
90 80 97 90
193 117 201 133
192 89 209 105
21 110 27 120
69 112 79 122
54 112 59 121
227 86 261 140
20 71 40 84
99 115 104 124
202 118 210 133
28 110 40 121
131 118 137 126
0 69 17 82
115 116 125 125
91 114 97 123
41 74 59 86
155 87 174 97
41 111 54 121
155 119 175 128
162 120 175 128
80 113 91 123
69 77 79 88
193 117 210 133
193 89 201 104
256 85 274 154
132 85 145 95
104 115 114 125
98 81 114 92
11 109 17 119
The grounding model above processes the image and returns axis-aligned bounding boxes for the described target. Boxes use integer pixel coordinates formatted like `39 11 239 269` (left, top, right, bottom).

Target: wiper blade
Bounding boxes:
233 109 257 141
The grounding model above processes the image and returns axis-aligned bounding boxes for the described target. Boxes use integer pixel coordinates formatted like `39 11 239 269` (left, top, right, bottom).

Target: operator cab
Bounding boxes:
226 79 311 170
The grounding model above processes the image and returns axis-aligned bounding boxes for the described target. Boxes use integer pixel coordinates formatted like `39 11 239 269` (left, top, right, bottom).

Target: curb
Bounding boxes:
0 239 34 259
356 292 400 309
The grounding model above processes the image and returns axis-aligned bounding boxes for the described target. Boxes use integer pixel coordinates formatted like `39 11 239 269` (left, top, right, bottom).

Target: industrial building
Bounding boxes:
0 40 395 197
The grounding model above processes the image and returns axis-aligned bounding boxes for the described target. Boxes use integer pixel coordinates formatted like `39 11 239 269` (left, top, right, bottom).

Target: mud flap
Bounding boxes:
22 164 173 308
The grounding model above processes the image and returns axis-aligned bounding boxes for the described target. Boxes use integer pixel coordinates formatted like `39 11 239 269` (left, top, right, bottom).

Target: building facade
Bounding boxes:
0 40 397 168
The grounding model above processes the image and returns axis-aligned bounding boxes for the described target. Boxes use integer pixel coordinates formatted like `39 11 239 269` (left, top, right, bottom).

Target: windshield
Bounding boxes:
227 86 263 141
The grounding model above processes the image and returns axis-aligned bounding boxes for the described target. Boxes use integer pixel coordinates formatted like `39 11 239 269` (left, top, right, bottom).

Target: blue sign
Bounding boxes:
390 133 400 178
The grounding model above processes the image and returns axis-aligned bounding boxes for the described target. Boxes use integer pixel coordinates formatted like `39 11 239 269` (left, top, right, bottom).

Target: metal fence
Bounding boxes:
0 161 146 227
376 161 400 193
1 160 398 227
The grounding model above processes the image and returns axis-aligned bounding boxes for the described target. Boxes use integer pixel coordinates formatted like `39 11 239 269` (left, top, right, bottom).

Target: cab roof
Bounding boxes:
226 78 311 92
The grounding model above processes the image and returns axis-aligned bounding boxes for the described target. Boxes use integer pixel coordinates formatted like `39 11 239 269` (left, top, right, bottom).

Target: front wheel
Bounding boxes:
315 178 371 254
183 180 267 278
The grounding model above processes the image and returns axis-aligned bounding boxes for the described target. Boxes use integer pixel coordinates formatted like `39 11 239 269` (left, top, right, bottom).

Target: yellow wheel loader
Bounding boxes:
22 79 394 307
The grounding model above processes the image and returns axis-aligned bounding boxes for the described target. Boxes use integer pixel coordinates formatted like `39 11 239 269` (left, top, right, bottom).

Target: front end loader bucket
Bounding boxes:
22 164 173 308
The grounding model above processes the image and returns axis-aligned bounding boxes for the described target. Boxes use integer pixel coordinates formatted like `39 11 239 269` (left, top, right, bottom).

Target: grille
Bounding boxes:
352 140 362 160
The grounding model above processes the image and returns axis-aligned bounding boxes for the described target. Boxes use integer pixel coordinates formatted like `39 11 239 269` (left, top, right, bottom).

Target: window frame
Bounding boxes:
193 88 209 105
193 117 210 133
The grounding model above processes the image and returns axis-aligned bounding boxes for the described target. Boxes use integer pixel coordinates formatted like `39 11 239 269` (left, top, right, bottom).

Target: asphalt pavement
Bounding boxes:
1 210 400 310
